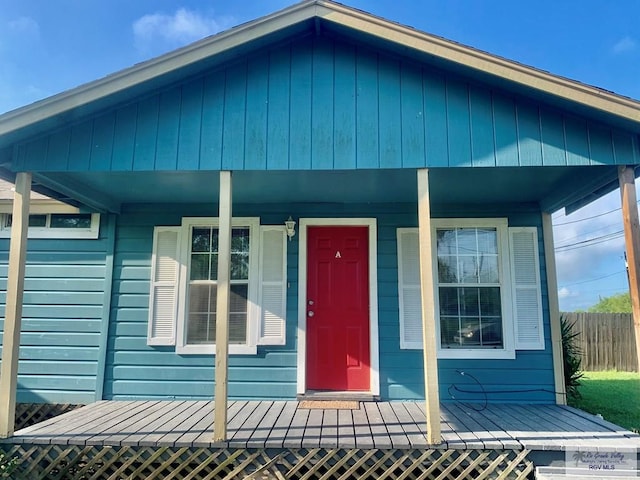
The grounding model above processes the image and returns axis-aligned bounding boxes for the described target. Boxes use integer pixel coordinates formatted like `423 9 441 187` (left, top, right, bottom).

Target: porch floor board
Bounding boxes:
3 400 638 452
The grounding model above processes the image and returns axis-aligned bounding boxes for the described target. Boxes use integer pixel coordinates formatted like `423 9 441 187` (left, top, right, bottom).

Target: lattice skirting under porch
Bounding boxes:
14 404 83 431
0 444 534 480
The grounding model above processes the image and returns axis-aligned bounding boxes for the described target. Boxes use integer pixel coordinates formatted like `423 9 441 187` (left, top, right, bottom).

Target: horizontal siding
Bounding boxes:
16 37 639 172
106 202 554 403
0 216 110 404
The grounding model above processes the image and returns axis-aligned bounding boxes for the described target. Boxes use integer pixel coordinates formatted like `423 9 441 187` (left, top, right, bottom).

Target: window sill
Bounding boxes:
400 344 517 360
438 347 516 360
176 344 258 355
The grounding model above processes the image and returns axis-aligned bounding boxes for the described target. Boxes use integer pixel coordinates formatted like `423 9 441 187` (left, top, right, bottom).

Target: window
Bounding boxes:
0 213 99 239
397 219 543 359
186 226 251 346
147 217 287 355
436 225 503 350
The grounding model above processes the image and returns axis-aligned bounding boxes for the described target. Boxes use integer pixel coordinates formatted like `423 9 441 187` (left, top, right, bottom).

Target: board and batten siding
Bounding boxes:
14 36 639 173
0 215 112 404
105 202 554 403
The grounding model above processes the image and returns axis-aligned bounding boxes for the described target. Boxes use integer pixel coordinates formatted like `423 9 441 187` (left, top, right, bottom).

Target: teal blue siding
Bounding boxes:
0 216 112 404
105 202 554 403
16 37 639 172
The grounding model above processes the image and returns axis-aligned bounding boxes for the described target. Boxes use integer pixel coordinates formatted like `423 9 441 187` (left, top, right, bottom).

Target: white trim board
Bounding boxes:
296 218 380 396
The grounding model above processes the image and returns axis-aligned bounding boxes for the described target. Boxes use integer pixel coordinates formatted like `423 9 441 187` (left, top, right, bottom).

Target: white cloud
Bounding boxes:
612 36 637 54
558 287 572 299
133 8 233 52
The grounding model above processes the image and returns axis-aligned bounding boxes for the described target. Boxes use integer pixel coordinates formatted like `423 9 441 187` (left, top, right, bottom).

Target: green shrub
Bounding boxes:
561 314 584 401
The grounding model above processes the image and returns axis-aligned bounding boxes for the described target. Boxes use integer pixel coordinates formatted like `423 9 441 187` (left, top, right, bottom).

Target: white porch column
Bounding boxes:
542 212 567 405
0 172 31 438
213 171 232 442
618 166 640 372
417 169 441 445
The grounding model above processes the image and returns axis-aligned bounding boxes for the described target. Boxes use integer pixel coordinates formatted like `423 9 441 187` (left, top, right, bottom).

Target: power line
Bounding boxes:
553 199 640 227
553 206 621 226
559 270 626 287
555 230 624 251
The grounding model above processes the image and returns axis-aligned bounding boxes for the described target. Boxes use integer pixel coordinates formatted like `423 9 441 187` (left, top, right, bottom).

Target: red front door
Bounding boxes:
306 226 370 391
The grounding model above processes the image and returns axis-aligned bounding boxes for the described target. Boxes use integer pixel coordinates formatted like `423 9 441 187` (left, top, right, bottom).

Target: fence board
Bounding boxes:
563 312 638 372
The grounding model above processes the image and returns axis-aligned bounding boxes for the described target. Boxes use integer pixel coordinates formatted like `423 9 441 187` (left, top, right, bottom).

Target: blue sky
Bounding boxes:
1 0 639 311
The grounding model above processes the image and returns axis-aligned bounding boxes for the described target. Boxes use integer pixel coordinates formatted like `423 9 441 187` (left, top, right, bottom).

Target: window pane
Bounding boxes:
231 228 250 252
229 314 247 344
231 253 249 280
29 215 47 227
210 253 218 281
459 288 480 316
230 284 248 313
478 255 499 283
190 254 210 280
458 256 479 283
436 229 456 256
192 227 211 252
477 228 497 254
441 287 504 348
440 317 460 347
480 321 503 346
456 228 476 255
454 318 481 346
50 213 92 228
479 287 501 316
186 283 248 345
187 313 212 344
6 214 49 227
439 287 460 316
189 284 211 314
437 256 457 283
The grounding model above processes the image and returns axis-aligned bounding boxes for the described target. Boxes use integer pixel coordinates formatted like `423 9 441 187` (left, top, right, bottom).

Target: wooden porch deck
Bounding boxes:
3 400 638 452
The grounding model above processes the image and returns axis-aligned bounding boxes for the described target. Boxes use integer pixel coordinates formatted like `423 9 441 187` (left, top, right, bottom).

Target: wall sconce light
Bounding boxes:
285 216 296 241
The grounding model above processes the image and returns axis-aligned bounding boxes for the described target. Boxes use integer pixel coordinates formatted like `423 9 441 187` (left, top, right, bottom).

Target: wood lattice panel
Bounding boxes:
0 444 534 480
14 404 83 431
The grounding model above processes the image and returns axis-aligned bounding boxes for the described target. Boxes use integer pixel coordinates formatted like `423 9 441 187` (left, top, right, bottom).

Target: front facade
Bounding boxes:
1 0 640 417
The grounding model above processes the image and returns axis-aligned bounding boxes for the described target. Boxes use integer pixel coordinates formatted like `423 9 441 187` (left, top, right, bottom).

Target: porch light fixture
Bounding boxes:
285 216 296 241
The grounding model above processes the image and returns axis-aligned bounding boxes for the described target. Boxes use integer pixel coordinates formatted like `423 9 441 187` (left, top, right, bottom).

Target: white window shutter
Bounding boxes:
509 227 544 350
397 228 423 349
258 226 287 345
147 227 180 346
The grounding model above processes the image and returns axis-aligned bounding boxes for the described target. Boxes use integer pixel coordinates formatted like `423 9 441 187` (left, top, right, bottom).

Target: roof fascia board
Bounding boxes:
0 2 320 138
316 2 640 124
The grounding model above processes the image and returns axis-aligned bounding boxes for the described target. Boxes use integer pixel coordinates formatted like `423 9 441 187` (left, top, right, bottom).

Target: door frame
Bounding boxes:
296 218 380 396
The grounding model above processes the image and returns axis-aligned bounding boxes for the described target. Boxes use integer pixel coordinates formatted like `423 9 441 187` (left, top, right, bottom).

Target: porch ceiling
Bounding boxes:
34 165 615 214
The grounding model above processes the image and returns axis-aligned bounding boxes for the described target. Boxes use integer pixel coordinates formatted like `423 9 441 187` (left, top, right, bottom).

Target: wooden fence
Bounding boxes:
564 312 638 372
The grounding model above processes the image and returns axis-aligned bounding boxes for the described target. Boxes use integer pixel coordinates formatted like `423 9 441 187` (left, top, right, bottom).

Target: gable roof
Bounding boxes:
0 0 639 151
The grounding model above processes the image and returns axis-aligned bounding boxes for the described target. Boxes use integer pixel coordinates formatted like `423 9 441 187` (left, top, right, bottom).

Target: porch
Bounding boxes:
1 400 638 479
4 400 637 451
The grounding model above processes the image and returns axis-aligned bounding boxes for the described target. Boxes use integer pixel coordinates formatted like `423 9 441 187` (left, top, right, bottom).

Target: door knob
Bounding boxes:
308 311 314 317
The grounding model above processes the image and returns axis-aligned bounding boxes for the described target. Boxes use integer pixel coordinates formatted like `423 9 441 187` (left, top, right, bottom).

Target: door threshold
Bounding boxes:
297 390 378 402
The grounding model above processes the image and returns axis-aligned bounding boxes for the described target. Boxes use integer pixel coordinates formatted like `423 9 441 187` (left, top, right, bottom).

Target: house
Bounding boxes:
1 0 639 456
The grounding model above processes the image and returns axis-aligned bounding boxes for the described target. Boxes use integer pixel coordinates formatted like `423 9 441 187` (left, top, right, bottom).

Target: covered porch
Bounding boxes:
1 400 638 479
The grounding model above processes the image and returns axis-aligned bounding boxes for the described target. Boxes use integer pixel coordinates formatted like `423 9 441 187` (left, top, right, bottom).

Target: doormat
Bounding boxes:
298 400 360 410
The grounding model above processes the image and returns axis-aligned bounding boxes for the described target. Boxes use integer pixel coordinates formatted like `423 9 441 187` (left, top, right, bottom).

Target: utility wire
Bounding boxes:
553 199 640 227
559 270 625 287
555 230 623 251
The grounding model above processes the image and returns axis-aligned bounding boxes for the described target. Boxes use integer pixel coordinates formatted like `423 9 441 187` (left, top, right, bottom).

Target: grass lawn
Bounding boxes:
569 371 640 433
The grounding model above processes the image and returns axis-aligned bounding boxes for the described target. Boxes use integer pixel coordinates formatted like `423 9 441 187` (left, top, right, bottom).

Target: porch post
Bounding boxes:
416 169 441 445
213 171 232 442
618 166 640 372
542 212 566 405
0 172 31 438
